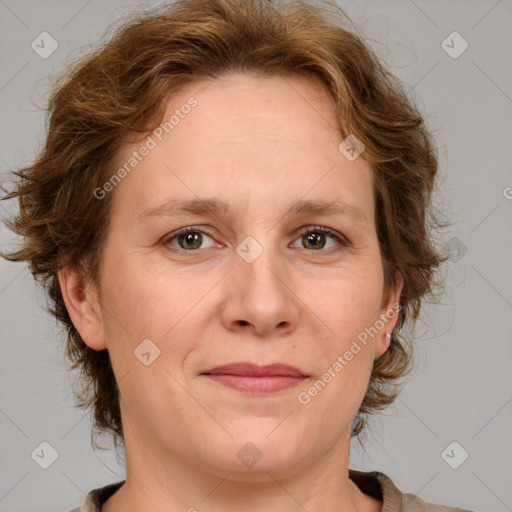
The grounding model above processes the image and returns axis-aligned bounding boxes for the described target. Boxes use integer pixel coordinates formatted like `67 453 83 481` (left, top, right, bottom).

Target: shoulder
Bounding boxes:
349 468 475 512
67 480 125 512
401 491 475 511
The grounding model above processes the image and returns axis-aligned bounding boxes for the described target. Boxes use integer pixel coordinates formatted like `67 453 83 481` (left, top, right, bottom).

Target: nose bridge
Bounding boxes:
235 230 287 297
225 229 298 335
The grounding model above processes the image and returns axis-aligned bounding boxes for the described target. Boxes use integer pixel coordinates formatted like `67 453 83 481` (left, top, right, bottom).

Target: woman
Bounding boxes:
0 0 472 510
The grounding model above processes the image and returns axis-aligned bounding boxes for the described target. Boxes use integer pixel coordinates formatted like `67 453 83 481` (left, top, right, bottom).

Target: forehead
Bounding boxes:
108 72 374 224
134 72 343 156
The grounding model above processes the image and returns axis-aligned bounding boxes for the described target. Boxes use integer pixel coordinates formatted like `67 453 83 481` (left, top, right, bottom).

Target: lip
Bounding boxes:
201 362 309 394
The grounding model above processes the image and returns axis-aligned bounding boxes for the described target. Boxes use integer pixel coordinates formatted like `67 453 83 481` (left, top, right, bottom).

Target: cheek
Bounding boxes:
105 246 192 320
98 258 203 424
309 262 383 340
301 277 380 420
304 263 382 387
98 253 197 367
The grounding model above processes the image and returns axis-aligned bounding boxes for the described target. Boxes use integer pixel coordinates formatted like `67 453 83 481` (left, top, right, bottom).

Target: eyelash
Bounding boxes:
162 225 350 256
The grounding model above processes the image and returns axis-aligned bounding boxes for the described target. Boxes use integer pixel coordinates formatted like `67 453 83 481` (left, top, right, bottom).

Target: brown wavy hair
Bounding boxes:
0 0 448 450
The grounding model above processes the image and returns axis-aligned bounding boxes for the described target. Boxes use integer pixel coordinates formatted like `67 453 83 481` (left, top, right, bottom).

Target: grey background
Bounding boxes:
1 1 511 511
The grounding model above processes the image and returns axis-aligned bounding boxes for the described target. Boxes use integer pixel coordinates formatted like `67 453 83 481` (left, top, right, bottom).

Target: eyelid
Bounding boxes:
296 225 350 246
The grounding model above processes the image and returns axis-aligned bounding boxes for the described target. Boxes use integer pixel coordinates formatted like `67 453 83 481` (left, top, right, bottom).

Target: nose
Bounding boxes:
219 244 300 337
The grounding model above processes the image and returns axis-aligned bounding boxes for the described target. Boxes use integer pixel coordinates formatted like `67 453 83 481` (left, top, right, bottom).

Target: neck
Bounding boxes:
103 426 381 512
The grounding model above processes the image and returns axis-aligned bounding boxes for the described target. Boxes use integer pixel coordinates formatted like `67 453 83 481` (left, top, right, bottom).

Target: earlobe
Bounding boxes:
58 264 107 351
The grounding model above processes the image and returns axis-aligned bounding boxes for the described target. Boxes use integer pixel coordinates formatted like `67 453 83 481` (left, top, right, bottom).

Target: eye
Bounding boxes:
162 225 349 255
291 226 349 253
163 227 217 252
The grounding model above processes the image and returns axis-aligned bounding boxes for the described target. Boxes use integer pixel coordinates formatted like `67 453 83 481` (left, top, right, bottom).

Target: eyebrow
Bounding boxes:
138 197 368 223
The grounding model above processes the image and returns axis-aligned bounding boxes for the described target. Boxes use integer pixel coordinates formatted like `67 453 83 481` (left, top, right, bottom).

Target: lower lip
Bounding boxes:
205 374 307 393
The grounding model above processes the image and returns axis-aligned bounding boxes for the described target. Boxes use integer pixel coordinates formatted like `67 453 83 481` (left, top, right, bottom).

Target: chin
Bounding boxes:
191 421 311 477
204 449 308 482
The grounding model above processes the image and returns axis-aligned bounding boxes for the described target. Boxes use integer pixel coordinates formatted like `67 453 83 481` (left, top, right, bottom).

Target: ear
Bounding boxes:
374 271 404 359
57 263 107 351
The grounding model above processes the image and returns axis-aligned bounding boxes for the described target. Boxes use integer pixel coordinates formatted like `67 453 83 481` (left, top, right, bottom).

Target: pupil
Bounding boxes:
180 232 201 250
305 232 324 249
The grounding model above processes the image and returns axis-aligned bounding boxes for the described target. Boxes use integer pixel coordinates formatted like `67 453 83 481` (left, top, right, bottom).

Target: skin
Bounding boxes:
59 72 402 512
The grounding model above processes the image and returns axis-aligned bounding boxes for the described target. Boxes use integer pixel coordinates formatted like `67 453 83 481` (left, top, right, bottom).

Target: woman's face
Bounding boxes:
64 72 401 478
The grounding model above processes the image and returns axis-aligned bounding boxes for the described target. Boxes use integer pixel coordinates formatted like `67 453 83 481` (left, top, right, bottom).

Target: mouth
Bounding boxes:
201 362 309 394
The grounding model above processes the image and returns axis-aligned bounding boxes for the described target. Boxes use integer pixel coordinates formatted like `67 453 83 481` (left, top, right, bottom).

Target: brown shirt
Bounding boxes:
68 469 474 511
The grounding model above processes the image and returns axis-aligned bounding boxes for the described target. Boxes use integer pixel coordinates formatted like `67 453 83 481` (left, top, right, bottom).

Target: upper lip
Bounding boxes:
203 362 308 378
